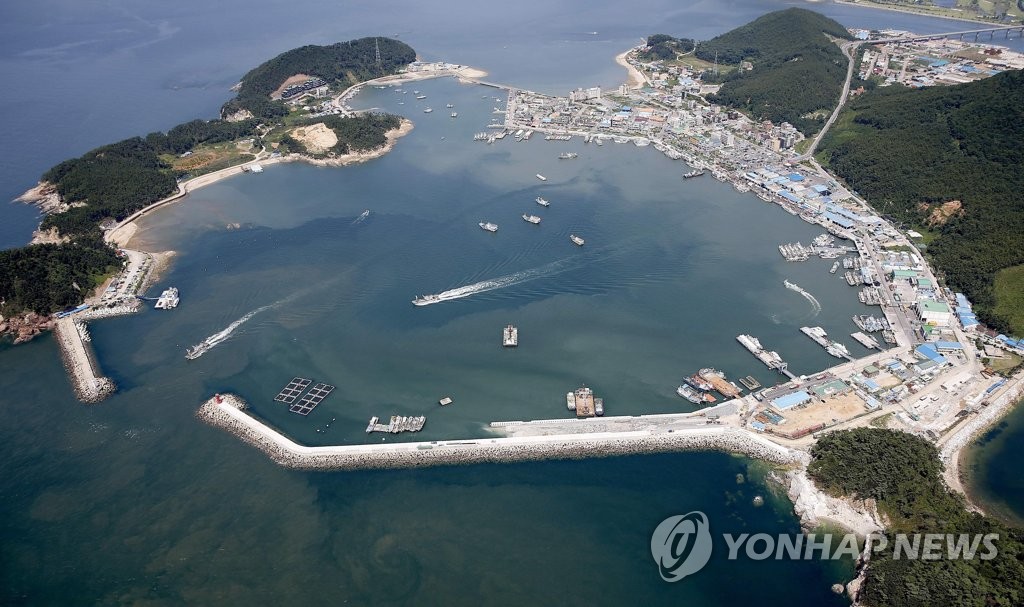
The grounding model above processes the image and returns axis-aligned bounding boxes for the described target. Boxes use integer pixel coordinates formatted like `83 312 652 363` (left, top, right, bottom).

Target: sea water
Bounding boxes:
3 0 1022 602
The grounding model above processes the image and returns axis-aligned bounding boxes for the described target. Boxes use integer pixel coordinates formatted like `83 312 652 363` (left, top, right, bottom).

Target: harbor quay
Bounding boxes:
197 394 806 471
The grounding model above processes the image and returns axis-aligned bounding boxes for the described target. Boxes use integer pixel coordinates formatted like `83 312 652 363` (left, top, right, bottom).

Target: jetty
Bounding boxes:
53 317 115 403
197 394 806 471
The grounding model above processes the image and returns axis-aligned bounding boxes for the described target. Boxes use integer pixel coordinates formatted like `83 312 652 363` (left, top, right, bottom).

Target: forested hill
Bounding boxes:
819 69 1024 334
809 428 1024 606
699 8 852 135
222 37 415 119
2 37 416 323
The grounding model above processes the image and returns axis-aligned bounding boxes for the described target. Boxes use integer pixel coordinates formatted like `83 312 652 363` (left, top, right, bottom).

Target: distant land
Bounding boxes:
1 37 414 329
819 69 1024 335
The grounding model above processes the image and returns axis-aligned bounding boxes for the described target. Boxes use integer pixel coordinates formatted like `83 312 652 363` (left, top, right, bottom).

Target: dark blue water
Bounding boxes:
2 1 1022 603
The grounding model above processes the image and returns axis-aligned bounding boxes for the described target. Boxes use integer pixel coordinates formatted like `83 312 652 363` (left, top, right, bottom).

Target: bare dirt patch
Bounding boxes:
924 199 963 226
289 123 338 154
781 393 869 434
271 73 314 99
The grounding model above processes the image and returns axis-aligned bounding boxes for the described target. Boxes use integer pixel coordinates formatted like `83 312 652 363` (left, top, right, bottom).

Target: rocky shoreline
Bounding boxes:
197 394 807 471
940 371 1024 510
0 311 55 344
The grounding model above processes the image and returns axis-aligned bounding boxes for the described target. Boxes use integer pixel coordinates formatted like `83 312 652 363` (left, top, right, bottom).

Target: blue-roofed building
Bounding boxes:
778 191 800 204
812 184 829 193
915 344 947 365
788 173 804 182
934 341 963 352
824 212 855 229
771 390 812 412
750 421 766 432
862 378 881 393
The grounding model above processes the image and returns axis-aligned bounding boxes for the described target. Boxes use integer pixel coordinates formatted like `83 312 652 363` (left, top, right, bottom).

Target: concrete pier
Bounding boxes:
197 394 806 471
53 317 115 403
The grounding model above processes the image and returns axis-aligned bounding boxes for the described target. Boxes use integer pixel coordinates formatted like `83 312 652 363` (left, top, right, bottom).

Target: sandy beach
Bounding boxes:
103 119 413 249
615 49 645 89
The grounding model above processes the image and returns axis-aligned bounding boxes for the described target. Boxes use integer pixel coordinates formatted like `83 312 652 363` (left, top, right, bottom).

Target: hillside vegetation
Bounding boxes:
810 428 1024 607
639 34 695 61
222 37 415 119
818 69 1024 334
698 8 852 135
2 37 414 322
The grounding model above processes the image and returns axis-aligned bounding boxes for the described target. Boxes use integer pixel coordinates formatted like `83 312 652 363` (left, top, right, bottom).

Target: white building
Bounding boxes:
917 300 952 326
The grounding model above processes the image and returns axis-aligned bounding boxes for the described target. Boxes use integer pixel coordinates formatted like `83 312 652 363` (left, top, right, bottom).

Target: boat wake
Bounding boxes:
783 280 821 316
414 256 586 306
352 209 371 225
186 304 274 359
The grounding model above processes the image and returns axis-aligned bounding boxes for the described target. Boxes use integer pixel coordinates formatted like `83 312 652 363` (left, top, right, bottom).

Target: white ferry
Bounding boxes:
479 222 499 232
535 174 547 181
155 287 179 310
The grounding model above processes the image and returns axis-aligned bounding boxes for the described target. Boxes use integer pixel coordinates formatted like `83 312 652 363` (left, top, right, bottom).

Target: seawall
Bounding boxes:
53 317 115 403
197 394 807 471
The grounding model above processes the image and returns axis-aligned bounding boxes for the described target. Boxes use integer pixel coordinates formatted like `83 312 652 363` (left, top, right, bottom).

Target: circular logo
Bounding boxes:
650 511 713 582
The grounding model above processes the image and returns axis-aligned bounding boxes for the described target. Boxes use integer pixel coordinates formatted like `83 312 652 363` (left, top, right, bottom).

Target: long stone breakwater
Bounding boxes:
197 394 807 471
53 317 115 403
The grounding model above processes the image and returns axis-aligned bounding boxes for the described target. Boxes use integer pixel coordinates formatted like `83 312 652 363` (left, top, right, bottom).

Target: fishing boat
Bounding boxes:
522 214 541 225
535 196 550 207
536 174 547 181
569 234 585 246
676 383 702 404
479 222 498 232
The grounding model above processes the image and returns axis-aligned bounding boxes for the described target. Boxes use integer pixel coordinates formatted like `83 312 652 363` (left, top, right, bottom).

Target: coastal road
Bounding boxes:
797 39 862 162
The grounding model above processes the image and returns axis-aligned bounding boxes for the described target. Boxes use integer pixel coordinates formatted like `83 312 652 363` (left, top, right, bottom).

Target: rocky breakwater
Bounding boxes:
197 394 809 471
0 311 55 344
53 317 115 403
940 371 1024 504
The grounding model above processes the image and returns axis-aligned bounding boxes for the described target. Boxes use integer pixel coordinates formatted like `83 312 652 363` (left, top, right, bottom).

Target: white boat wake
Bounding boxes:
186 304 274 359
783 279 821 316
352 209 371 224
414 256 584 306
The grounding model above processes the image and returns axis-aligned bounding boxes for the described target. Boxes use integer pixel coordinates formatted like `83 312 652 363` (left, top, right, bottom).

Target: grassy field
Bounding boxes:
987 350 1023 375
993 263 1024 335
165 141 257 178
